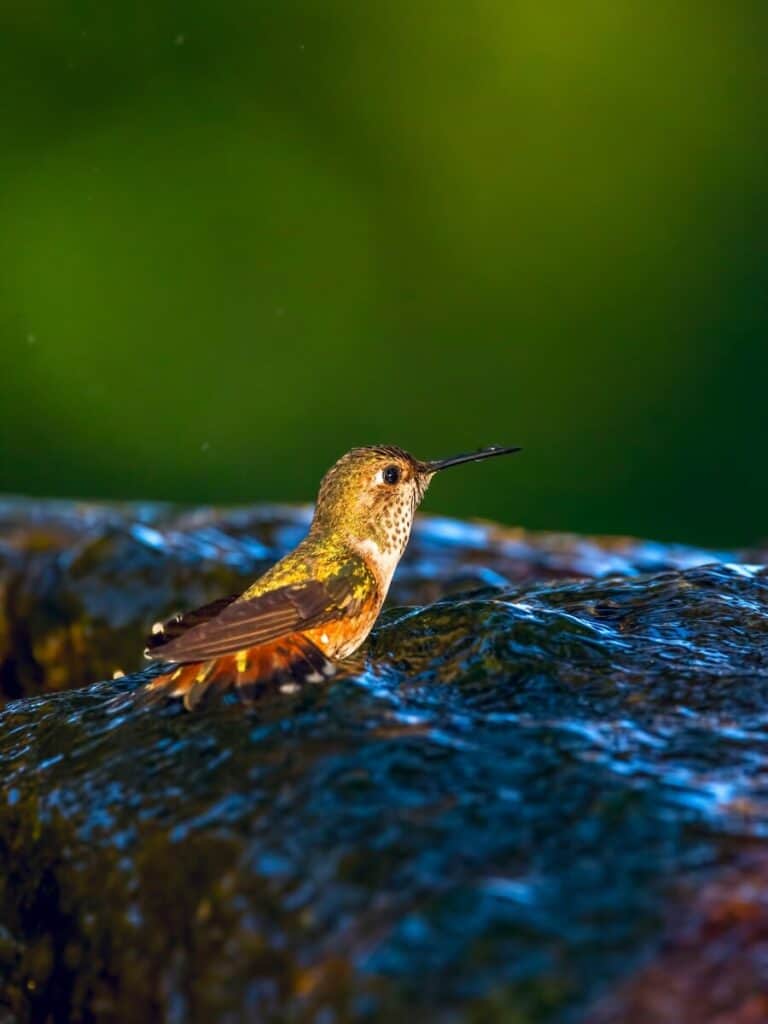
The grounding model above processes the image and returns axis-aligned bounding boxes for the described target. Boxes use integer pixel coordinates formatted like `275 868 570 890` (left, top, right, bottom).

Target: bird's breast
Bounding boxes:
304 595 382 660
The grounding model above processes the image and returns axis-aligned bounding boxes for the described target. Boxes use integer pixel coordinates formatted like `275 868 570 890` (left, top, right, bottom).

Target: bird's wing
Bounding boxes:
146 593 240 647
144 571 365 664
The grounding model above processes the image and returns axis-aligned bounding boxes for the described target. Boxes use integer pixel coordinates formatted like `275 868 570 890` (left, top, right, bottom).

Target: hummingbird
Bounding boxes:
144 443 521 708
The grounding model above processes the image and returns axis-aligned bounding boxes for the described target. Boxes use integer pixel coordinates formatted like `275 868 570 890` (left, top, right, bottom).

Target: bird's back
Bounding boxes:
144 534 381 708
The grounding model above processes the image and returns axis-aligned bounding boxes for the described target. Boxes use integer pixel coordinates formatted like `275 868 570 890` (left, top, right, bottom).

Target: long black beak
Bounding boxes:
418 444 522 474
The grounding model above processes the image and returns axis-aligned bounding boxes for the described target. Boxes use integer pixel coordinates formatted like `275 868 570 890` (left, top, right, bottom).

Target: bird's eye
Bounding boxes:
382 464 401 485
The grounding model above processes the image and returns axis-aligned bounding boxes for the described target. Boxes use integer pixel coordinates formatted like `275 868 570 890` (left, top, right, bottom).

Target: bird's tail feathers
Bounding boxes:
143 633 336 710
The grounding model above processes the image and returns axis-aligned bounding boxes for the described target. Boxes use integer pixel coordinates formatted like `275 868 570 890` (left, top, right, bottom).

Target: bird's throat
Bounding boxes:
351 535 403 594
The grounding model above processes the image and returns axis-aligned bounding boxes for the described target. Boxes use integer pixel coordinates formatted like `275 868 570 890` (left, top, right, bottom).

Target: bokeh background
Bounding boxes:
2 2 767 547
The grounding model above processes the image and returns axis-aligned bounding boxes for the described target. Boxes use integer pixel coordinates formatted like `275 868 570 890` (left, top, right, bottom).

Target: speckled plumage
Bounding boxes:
143 443 519 707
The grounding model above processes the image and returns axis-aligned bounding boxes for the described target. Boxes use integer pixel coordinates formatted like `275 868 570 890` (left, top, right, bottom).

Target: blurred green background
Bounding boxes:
1 2 766 547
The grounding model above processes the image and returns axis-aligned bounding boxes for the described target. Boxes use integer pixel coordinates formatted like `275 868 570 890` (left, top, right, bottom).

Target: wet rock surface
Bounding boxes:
1 498 768 1022
0 496 735 702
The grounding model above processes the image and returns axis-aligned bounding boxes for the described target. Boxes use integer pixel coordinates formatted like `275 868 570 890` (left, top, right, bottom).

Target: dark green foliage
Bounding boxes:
2 2 768 544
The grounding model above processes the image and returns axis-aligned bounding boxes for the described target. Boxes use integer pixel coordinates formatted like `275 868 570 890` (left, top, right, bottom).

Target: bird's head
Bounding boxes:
310 444 521 564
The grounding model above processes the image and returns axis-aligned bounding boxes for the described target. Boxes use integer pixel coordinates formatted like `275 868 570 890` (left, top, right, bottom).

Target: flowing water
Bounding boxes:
1 500 767 1022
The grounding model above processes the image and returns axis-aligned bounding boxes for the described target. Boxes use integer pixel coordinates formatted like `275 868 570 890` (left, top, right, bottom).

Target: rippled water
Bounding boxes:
1 503 767 1021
